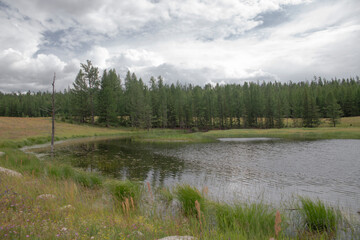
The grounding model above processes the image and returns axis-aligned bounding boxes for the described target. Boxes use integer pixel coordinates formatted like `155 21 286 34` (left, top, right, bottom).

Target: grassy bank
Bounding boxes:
203 126 360 140
2 117 360 148
1 117 360 239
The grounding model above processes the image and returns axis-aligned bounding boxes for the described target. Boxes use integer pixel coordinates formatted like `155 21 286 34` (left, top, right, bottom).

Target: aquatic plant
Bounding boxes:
298 197 339 232
175 185 204 216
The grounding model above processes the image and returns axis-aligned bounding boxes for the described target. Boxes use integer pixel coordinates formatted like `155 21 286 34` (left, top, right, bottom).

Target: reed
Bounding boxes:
195 200 202 228
275 210 282 238
147 181 153 201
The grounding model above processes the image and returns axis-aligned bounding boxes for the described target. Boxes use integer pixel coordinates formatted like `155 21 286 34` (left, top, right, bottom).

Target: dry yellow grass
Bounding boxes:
0 117 127 142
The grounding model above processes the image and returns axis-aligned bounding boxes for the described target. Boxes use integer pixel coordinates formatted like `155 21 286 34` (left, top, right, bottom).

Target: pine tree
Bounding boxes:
326 92 342 127
71 60 99 124
98 69 121 126
71 70 89 122
80 60 100 124
302 87 320 127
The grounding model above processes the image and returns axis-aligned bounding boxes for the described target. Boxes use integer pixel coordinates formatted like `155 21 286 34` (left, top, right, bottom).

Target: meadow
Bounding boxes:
1 116 360 239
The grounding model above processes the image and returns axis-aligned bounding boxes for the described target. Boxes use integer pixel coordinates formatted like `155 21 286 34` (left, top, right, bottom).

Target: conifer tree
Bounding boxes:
326 92 342 127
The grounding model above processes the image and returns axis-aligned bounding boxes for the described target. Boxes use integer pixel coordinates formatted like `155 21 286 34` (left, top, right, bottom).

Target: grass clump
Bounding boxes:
73 171 103 188
214 202 276 237
105 180 140 202
175 184 204 216
298 197 339 232
159 187 174 203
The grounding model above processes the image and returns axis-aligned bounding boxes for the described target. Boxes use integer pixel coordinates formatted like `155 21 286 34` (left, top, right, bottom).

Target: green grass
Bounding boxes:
105 180 141 202
202 127 360 140
175 184 205 216
298 197 340 233
158 187 174 203
213 202 277 237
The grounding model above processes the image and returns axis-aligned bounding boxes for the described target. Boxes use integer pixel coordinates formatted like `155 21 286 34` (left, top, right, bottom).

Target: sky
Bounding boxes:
0 0 359 92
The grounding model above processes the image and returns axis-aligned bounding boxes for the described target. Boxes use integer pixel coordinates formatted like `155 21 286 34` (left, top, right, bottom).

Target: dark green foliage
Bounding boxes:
175 185 204 216
302 86 320 127
299 197 339 232
326 92 343 127
71 60 100 124
98 69 121 126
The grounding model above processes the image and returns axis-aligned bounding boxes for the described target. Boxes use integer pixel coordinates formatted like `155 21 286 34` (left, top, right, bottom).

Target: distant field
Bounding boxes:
204 116 360 140
0 117 128 146
1 116 360 147
203 127 360 140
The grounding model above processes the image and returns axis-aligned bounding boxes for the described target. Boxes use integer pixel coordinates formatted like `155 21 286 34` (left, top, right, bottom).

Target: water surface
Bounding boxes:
54 138 360 211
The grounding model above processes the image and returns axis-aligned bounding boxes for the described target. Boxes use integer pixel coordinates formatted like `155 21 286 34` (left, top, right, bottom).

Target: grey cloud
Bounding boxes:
0 0 359 93
130 63 278 87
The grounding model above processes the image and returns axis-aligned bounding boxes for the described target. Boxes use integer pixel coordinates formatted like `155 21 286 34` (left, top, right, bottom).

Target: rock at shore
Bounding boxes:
37 194 56 200
0 167 23 177
158 236 196 240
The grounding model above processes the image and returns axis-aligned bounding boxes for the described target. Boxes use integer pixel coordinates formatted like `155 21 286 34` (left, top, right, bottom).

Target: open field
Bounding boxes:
0 117 128 140
0 117 131 147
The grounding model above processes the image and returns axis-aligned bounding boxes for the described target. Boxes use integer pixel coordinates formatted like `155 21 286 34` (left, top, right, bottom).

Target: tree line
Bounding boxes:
1 60 359 129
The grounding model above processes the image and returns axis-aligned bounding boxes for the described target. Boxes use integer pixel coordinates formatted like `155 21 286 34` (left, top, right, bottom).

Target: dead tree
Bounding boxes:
51 72 56 156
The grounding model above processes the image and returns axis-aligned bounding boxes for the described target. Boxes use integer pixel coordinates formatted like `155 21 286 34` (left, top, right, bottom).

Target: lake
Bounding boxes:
54 138 360 211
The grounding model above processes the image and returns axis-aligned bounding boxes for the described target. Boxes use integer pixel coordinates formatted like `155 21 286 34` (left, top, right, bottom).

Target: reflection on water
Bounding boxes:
55 138 360 211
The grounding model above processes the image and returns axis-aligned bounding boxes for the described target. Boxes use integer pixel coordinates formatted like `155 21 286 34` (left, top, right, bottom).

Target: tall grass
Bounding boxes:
213 202 276 237
105 180 140 202
298 197 340 232
175 184 205 216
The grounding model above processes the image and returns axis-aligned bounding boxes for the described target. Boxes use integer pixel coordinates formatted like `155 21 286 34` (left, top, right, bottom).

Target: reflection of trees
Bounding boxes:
68 140 186 185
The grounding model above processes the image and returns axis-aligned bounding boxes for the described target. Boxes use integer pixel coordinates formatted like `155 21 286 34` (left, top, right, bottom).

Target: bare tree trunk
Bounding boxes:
90 94 94 124
51 72 56 157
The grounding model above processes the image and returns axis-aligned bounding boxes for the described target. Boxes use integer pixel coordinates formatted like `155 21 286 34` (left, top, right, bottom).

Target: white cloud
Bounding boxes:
0 48 76 92
0 0 359 92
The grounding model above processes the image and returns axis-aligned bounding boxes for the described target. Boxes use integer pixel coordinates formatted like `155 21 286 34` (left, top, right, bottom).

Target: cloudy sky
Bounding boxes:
0 0 359 92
